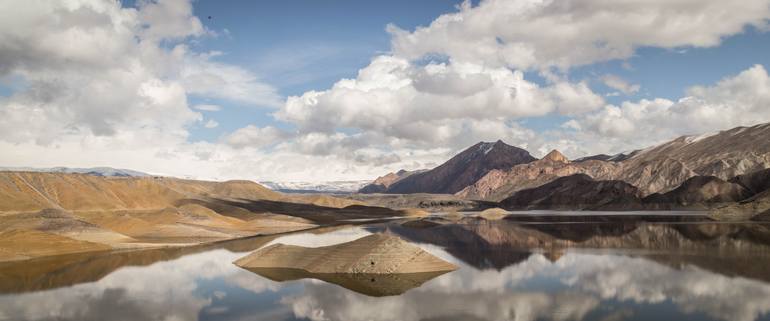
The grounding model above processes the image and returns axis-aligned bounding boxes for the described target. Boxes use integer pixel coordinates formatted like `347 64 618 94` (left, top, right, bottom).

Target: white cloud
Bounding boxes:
601 74 640 95
137 0 206 41
388 0 770 70
277 55 602 152
559 64 770 155
224 125 291 149
193 104 222 111
181 51 283 107
0 0 278 145
204 119 218 128
276 251 770 321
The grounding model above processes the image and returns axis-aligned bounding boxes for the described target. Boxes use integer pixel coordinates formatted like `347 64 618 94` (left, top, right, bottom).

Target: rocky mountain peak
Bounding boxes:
542 150 569 163
381 139 536 194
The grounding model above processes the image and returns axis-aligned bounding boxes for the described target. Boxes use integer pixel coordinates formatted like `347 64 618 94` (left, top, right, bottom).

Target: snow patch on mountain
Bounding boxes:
260 180 371 193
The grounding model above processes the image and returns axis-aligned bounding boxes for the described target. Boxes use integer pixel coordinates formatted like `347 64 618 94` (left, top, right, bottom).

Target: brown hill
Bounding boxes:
384 140 537 194
729 168 770 195
500 174 643 210
359 169 425 193
0 172 397 262
0 172 187 212
643 176 749 209
542 149 569 163
205 180 282 200
708 168 770 221
234 233 457 274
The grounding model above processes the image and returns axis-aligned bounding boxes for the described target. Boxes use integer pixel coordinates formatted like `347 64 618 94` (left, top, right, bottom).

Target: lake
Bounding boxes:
1 213 770 321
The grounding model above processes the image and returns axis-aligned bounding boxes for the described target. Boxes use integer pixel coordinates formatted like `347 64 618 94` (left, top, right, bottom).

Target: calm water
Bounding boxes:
2 214 770 321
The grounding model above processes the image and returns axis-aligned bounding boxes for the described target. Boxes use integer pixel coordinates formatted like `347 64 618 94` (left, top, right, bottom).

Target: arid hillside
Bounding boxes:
0 172 397 262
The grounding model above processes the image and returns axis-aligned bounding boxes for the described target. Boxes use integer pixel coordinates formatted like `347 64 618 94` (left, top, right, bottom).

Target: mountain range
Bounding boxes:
360 122 770 217
259 180 370 193
363 140 536 194
0 167 150 177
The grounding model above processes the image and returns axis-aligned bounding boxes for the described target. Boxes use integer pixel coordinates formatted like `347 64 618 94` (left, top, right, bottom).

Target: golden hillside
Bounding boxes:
0 171 374 262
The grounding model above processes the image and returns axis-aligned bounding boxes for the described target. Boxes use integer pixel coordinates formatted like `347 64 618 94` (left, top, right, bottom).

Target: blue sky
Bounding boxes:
178 1 770 141
183 0 467 141
2 0 770 181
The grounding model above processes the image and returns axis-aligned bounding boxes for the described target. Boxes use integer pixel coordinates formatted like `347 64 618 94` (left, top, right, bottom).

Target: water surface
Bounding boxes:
2 213 770 321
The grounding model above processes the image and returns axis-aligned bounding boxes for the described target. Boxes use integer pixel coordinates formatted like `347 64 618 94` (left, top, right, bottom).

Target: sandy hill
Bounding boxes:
0 172 364 212
359 169 426 193
0 172 375 262
234 233 456 274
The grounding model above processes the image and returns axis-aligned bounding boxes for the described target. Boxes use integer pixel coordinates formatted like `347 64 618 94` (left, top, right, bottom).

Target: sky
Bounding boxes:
1 0 770 182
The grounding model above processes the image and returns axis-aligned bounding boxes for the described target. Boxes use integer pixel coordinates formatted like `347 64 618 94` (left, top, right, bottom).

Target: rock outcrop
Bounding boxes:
614 123 770 195
457 156 619 201
234 233 457 274
542 149 570 163
643 176 749 209
709 168 770 221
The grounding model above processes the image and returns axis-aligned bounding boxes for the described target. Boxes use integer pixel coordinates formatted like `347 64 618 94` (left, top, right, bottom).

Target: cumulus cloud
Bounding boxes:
224 125 292 149
277 56 602 151
561 64 770 155
193 104 222 111
601 74 641 95
270 0 770 169
388 0 770 70
0 0 279 146
203 119 218 128
137 0 206 41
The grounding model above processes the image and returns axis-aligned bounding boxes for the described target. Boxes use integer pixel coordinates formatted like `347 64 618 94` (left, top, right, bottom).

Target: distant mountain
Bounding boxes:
573 151 636 163
457 149 619 201
613 123 770 195
459 122 770 201
383 140 537 194
0 166 150 177
260 180 370 194
358 169 426 193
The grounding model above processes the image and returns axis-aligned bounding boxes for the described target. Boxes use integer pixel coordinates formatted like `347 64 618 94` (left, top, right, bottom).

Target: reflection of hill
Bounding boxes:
0 233 283 294
0 224 355 294
210 199 410 224
384 218 770 282
381 224 532 270
242 267 450 297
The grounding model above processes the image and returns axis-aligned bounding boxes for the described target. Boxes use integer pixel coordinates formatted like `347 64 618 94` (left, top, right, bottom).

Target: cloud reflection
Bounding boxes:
1 228 770 321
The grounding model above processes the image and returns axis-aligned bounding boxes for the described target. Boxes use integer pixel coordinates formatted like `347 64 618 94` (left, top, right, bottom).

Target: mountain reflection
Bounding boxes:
1 219 770 321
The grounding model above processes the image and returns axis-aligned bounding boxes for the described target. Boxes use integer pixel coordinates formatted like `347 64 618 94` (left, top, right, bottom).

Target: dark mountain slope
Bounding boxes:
384 140 536 194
